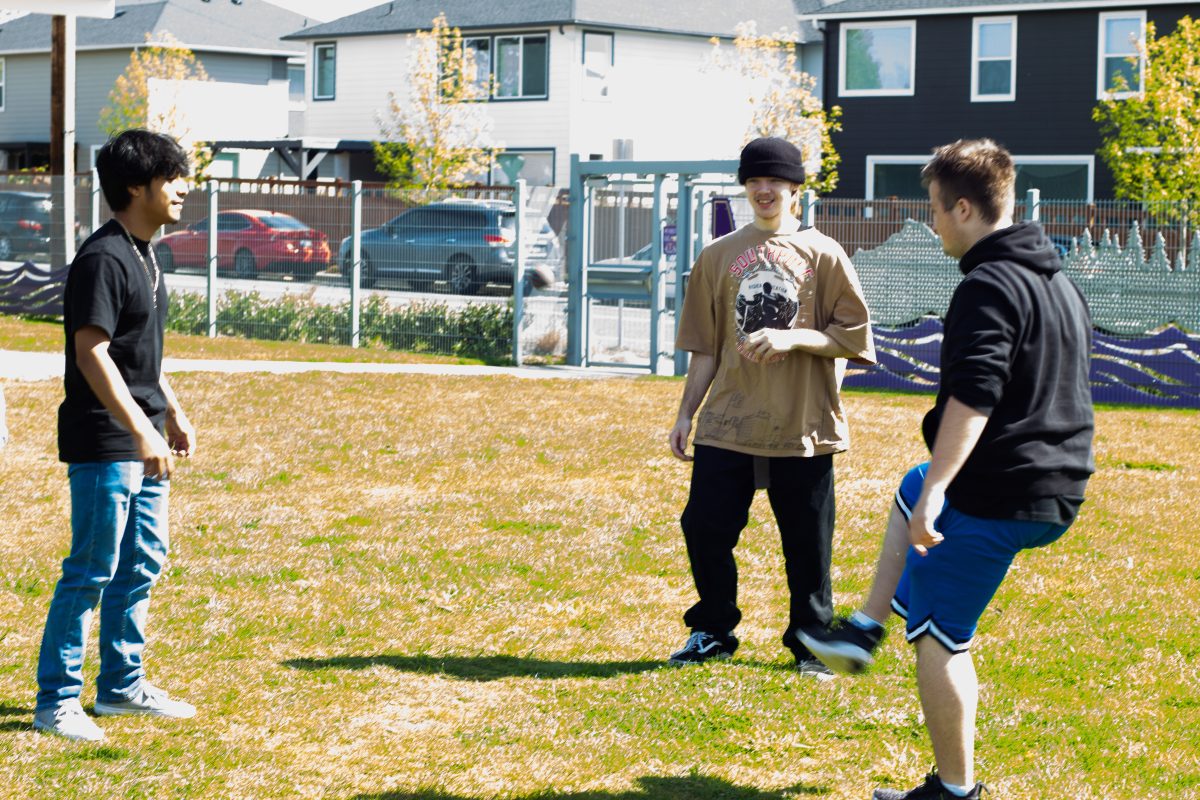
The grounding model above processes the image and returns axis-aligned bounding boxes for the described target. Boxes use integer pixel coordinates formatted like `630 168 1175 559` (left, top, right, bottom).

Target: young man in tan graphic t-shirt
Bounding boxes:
667 137 875 672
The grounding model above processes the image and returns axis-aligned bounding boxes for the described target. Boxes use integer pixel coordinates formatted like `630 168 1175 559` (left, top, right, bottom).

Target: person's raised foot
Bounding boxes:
799 616 885 675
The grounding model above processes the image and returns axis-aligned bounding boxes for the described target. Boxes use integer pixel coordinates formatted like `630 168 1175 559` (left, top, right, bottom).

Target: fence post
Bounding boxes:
1026 188 1040 222
206 182 218 338
349 180 362 349
90 168 101 234
566 154 585 366
802 189 817 228
512 178 526 366
674 177 693 377
649 174 665 375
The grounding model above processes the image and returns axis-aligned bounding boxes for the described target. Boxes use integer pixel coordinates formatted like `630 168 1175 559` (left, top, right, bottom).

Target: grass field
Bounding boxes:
1 330 1197 799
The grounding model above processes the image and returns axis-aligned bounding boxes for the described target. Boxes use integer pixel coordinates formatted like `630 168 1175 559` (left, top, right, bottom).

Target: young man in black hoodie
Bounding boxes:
800 139 1094 799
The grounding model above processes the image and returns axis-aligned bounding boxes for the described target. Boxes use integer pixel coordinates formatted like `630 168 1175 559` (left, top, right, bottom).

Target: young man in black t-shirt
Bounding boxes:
34 130 198 742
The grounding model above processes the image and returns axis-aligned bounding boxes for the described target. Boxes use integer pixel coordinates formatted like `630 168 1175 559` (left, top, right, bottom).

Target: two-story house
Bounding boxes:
801 0 1200 200
282 0 816 186
0 0 313 176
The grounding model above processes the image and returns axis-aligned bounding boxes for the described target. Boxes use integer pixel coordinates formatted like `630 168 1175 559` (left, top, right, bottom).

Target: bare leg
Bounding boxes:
861 504 911 623
916 636 977 788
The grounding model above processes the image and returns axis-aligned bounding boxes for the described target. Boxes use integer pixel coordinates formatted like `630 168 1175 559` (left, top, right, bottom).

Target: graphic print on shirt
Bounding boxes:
730 243 808 363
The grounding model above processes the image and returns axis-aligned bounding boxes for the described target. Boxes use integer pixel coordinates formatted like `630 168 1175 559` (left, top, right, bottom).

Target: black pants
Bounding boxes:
680 444 835 656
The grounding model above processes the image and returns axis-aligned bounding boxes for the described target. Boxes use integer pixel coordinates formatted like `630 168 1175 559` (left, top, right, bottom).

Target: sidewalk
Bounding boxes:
0 349 651 382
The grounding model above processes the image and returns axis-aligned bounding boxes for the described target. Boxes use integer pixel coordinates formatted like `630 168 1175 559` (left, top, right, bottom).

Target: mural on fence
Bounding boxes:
851 218 1200 333
847 220 1200 407
0 261 67 317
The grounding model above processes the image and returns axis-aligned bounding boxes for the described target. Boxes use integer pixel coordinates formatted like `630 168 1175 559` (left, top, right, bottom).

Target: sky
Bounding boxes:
264 0 382 22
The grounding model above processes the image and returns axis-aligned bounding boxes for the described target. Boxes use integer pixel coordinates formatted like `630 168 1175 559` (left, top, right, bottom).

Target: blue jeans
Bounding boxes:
36 462 170 711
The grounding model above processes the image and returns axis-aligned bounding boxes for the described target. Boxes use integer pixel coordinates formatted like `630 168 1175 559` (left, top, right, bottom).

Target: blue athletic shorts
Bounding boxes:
891 463 1070 653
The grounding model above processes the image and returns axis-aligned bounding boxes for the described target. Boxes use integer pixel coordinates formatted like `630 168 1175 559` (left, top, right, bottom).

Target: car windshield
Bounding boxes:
258 214 308 230
500 213 516 234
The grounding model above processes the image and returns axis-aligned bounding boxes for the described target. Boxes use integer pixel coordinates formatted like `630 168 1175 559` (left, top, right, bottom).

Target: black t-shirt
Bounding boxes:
58 220 168 463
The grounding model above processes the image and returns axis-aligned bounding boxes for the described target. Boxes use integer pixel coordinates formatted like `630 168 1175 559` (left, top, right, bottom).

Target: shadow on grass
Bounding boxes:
0 704 33 732
284 653 663 682
352 774 828 799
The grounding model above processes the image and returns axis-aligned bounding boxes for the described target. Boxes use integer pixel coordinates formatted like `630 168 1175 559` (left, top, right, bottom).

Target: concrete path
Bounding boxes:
0 349 650 382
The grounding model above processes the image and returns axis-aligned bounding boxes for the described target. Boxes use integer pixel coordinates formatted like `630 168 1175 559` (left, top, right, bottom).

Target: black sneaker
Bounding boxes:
873 771 987 799
794 655 835 681
668 631 736 665
798 617 886 675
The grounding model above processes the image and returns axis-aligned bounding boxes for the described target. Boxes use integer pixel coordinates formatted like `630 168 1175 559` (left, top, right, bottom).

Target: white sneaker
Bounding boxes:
94 683 196 719
33 698 105 742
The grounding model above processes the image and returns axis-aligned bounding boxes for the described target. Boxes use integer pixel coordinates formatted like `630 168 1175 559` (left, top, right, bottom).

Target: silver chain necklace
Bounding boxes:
115 220 160 308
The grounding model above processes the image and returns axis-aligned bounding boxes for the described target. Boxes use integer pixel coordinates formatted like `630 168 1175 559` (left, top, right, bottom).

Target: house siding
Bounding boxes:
827 5 1200 198
304 25 766 186
0 48 296 168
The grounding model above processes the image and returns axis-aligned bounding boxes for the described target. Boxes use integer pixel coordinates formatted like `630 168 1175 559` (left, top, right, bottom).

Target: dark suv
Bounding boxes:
0 191 53 260
338 200 516 294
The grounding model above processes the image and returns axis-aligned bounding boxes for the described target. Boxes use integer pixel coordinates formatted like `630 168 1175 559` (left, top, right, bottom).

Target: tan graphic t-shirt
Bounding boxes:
676 223 875 457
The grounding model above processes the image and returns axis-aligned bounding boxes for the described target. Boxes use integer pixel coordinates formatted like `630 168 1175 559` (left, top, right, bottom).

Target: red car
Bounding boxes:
155 210 332 279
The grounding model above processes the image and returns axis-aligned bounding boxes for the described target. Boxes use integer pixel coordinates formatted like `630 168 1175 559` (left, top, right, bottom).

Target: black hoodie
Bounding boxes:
922 221 1095 524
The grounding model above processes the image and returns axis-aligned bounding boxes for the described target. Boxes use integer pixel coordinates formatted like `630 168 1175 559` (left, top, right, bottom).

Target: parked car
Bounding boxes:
591 242 684 307
155 210 331 279
339 200 520 295
0 191 53 260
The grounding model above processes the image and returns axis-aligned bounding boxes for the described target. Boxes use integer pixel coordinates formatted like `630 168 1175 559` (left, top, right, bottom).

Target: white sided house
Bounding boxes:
282 1 821 186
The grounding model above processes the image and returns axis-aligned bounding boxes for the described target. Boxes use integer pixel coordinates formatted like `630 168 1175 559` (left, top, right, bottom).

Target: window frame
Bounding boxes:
838 19 916 98
582 30 614 102
0 57 6 112
971 15 1017 103
1097 10 1145 100
287 57 306 108
313 41 336 102
461 31 549 101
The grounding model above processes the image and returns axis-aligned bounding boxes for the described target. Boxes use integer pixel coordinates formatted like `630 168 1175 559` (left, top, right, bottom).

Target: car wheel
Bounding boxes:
0 236 12 261
234 249 256 280
445 255 478 295
343 254 375 288
156 244 174 273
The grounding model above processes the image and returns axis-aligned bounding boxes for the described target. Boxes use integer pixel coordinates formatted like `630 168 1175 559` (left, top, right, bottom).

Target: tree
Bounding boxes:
710 21 842 194
1094 16 1200 224
99 32 213 176
375 14 498 194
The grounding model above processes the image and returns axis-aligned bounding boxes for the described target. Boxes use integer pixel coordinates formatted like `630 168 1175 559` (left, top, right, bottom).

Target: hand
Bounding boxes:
908 489 946 556
165 410 197 458
741 328 796 362
135 427 175 481
670 418 693 461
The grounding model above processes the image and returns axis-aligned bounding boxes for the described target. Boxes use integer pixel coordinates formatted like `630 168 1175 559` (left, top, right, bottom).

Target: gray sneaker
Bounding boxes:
94 683 196 719
33 698 105 742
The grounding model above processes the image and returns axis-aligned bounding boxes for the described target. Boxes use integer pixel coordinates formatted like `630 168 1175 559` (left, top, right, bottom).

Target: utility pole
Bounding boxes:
50 14 77 270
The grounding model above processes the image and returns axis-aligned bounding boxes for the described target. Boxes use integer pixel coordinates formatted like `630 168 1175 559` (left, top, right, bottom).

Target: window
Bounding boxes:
313 42 336 101
867 156 929 199
217 213 251 232
582 31 613 101
972 17 1016 102
1098 11 1145 99
0 58 5 111
287 59 305 104
867 155 1095 202
464 36 492 94
1014 158 1094 201
839 21 915 96
491 149 555 186
494 34 548 98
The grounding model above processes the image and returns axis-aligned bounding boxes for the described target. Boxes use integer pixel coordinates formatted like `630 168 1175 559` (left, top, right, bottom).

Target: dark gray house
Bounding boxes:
0 0 313 174
800 0 1200 200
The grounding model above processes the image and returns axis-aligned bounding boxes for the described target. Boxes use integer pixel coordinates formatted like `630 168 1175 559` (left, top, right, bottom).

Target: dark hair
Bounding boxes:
96 129 191 211
920 138 1014 225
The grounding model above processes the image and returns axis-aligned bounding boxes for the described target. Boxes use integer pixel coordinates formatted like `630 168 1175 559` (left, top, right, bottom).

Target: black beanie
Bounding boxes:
737 137 806 185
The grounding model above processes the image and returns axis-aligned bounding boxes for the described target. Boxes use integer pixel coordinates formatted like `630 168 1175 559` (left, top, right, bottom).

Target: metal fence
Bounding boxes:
0 172 569 364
